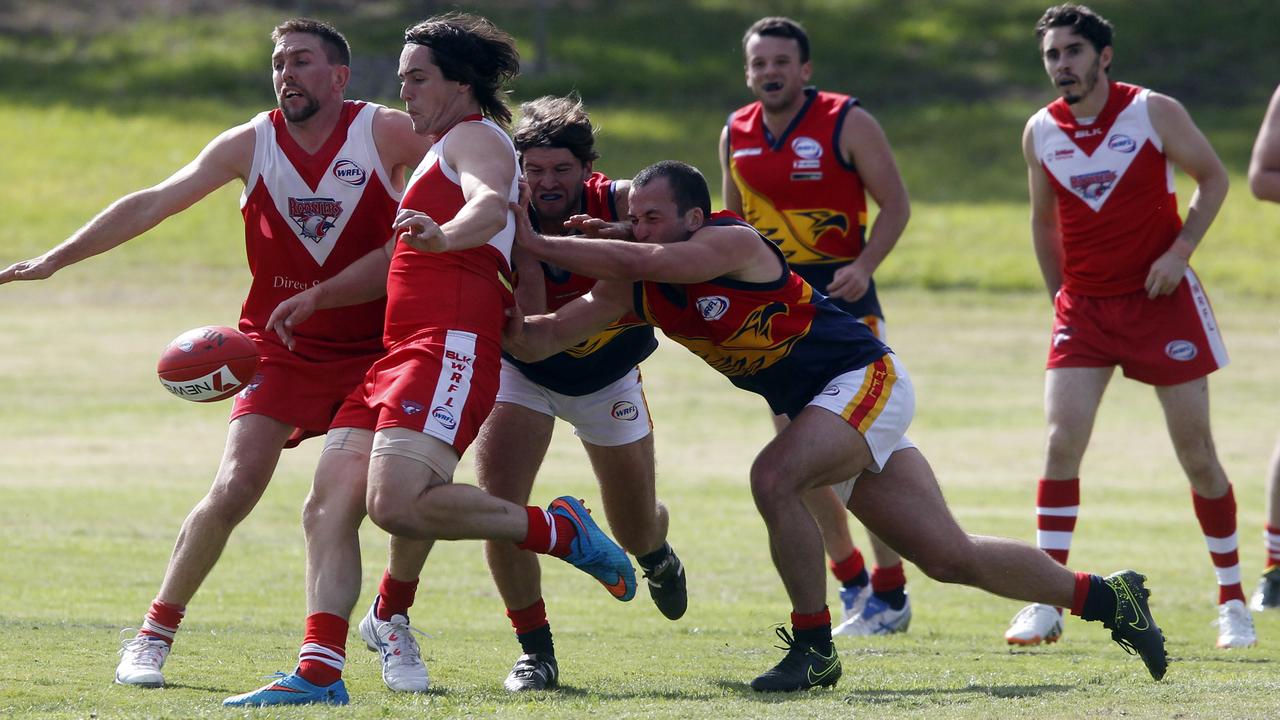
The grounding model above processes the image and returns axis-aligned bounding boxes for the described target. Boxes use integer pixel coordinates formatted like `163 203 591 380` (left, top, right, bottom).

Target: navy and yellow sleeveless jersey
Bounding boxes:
726 87 881 320
505 172 658 396
632 213 888 417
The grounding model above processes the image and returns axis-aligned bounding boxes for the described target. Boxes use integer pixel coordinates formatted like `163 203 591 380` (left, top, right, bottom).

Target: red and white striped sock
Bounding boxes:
1264 524 1280 569
1036 477 1079 566
296 612 347 687
139 599 185 645
1192 485 1246 605
517 506 575 558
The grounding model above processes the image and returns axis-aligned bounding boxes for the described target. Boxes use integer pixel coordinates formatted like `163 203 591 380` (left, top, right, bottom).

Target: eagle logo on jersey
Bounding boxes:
564 318 647 358
288 197 344 243
669 301 810 377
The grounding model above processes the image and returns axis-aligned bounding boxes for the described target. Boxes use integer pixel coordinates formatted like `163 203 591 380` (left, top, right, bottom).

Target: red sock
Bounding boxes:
296 612 347 687
1069 571 1093 616
1036 477 1079 566
507 598 550 634
870 562 907 592
517 506 575 557
140 599 185 645
829 549 866 584
790 607 832 631
376 569 419 621
1192 485 1246 604
1265 524 1280 568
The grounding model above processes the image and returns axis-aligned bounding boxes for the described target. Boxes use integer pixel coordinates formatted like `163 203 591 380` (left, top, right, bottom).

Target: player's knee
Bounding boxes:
366 486 416 536
749 465 790 514
913 542 978 585
204 470 270 525
1172 435 1221 480
1043 422 1087 465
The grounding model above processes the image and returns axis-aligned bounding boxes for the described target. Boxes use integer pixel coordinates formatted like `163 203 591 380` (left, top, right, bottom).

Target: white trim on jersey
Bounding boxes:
240 103 401 267
1030 89 1174 212
404 117 521 264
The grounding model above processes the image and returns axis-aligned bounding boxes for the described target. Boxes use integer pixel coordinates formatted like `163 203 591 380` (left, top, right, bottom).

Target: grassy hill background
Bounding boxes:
3 0 1280 292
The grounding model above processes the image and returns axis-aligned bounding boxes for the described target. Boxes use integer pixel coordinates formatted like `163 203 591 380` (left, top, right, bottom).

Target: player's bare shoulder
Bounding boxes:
371 105 431 177
200 121 259 183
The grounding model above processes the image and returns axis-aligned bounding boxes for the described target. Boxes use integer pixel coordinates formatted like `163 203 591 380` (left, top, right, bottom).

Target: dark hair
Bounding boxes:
513 95 599 164
404 13 520 128
633 161 712 218
742 16 810 64
1035 4 1113 55
271 18 351 67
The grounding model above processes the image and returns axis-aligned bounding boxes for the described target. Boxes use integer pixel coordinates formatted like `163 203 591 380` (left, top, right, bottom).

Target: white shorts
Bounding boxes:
807 354 917 505
495 359 653 447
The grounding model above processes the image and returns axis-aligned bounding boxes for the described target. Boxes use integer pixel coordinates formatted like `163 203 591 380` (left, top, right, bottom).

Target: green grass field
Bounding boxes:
4 3 1280 716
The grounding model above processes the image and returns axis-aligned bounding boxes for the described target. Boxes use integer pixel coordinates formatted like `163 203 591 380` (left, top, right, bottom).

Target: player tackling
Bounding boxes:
506 159 1171 690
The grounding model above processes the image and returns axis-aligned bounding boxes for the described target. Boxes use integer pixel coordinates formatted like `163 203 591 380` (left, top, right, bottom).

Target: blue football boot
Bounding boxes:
548 496 636 601
223 671 349 706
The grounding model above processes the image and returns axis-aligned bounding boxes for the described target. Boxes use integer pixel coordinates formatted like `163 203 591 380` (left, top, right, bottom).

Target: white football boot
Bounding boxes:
1005 603 1064 645
836 582 872 627
1215 599 1257 649
115 634 170 687
358 597 430 692
834 593 911 636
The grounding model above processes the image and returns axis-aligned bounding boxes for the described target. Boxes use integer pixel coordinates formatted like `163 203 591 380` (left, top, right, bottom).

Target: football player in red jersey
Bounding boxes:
476 95 685 693
1246 83 1280 611
0 19 432 690
720 16 915 637
226 15 634 707
507 159 1171 690
1005 4 1250 650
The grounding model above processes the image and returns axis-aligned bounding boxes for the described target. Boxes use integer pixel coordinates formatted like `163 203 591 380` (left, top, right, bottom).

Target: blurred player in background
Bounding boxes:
0 18 431 688
224 15 635 707
1004 3 1252 650
720 16 914 636
476 94 686 692
1246 82 1280 611
507 159 1170 690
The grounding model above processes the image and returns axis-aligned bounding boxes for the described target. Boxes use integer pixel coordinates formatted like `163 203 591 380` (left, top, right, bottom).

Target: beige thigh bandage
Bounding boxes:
372 427 460 486
322 427 374 456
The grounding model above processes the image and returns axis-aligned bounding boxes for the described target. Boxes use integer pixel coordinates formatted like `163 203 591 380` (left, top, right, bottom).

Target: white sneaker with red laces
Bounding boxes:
358 597 429 692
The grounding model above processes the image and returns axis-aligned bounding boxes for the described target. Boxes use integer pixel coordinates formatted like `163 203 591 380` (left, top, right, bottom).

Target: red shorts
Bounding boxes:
331 328 501 455
230 341 382 448
1047 270 1228 385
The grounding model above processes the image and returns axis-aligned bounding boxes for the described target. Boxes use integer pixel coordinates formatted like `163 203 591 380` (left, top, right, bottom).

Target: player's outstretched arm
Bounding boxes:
828 107 911 302
266 240 394 350
0 124 252 286
504 279 633 362
1024 117 1063 299
1249 84 1280 203
1146 92 1228 297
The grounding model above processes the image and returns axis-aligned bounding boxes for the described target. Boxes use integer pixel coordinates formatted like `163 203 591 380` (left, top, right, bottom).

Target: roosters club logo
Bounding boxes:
288 197 344 243
1069 170 1117 201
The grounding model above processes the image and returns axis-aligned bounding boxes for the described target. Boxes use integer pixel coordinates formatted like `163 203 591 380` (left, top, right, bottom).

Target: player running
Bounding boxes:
721 16 915 635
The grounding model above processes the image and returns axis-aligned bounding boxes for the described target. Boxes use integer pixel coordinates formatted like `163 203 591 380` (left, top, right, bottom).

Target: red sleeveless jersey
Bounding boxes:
726 88 868 266
239 100 399 361
1030 82 1183 296
384 115 519 348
